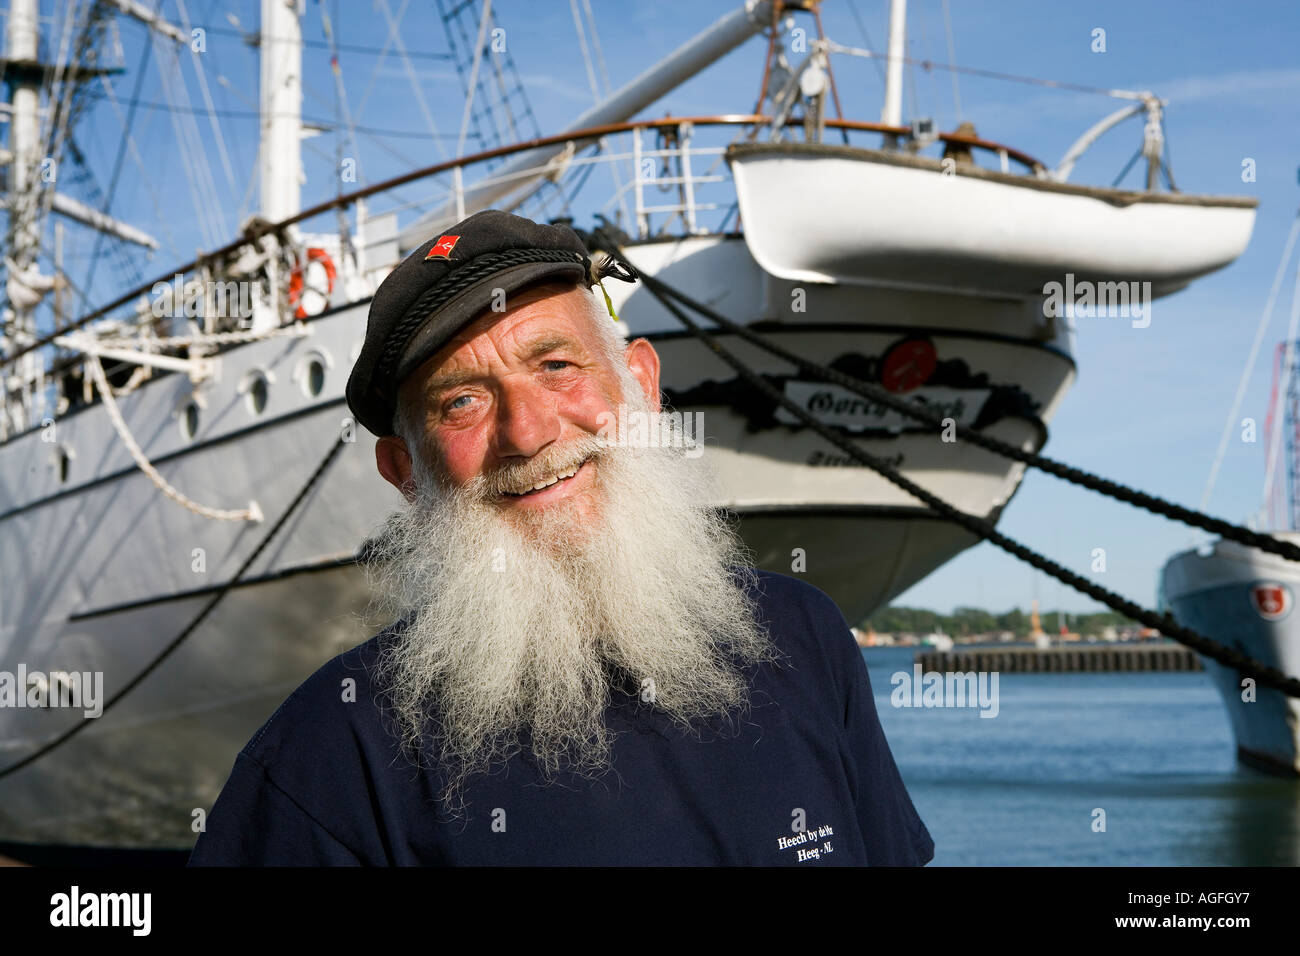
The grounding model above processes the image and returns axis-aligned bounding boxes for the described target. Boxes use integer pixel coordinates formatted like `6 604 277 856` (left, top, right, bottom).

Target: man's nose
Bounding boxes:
491 374 560 459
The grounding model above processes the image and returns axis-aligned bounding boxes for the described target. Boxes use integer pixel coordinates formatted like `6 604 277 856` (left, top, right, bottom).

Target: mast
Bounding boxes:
260 0 303 223
6 0 40 262
397 0 775 251
8 1 164 253
881 0 906 133
2 0 169 435
3 0 43 431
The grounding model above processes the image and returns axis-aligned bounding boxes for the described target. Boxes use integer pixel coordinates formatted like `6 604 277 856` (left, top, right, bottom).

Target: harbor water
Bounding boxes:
863 646 1300 866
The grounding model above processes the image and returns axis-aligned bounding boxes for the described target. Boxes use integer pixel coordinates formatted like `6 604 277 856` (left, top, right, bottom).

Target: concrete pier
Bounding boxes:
915 643 1203 673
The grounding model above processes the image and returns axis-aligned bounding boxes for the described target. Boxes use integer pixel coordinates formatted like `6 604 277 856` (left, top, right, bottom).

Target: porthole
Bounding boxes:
54 444 74 484
307 358 325 397
293 349 334 399
238 368 276 416
251 376 268 413
181 400 200 440
246 374 269 415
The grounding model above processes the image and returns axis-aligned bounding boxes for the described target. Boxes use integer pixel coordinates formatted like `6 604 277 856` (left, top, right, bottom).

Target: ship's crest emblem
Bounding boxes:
1250 583 1292 621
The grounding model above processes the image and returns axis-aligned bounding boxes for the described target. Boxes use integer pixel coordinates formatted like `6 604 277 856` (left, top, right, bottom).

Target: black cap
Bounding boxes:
347 209 614 437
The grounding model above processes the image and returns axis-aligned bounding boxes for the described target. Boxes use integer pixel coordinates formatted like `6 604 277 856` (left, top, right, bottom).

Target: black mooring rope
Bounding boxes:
639 269 1300 564
588 233 1300 699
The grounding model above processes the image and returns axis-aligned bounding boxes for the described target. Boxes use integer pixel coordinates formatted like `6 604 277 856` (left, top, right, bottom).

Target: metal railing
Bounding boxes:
0 114 1047 441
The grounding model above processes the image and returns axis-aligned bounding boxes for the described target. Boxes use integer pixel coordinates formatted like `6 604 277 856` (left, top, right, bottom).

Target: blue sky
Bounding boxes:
37 0 1300 614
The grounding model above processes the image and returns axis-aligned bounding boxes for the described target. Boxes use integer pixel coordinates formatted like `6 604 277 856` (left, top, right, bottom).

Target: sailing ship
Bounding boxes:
0 0 1257 852
1161 223 1300 775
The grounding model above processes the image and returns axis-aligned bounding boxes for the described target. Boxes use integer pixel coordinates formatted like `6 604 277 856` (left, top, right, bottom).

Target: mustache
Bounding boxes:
462 431 609 500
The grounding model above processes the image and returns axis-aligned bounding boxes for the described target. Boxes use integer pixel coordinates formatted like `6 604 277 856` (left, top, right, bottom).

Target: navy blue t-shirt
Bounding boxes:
188 569 933 866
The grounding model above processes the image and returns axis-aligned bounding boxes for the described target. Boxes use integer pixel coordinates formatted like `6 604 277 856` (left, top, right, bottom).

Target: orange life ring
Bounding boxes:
288 248 337 318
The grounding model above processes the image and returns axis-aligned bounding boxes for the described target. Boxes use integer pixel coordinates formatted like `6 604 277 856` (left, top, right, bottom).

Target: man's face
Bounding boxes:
375 282 660 528
364 281 771 805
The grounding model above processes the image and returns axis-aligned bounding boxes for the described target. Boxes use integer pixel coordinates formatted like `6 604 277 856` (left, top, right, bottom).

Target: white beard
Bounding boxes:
363 389 776 810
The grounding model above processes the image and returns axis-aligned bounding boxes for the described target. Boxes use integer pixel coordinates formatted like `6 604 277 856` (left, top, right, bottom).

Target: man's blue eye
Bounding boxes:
448 395 472 410
544 360 570 371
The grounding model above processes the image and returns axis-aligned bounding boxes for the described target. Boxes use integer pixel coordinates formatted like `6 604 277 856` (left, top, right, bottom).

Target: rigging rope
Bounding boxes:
188 22 454 60
570 0 601 104
1260 235 1300 518
1202 213 1300 511
372 0 448 159
154 35 226 247
843 0 888 85
579 0 613 96
321 0 373 187
588 231 1300 699
75 1 155 304
175 0 239 196
825 39 1154 101
85 353 262 523
940 0 963 122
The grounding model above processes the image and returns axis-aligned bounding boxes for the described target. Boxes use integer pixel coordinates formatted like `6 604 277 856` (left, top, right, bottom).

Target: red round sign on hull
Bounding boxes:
1251 583 1292 621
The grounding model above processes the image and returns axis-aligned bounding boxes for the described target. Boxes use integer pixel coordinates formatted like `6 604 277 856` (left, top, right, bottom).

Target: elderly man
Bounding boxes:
189 210 933 866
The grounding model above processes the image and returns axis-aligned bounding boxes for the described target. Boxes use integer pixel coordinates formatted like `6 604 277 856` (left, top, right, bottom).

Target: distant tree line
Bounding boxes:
860 606 1138 638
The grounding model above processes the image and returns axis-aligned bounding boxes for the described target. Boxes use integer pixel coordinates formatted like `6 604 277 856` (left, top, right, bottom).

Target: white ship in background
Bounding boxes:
0 0 1257 853
1161 220 1300 776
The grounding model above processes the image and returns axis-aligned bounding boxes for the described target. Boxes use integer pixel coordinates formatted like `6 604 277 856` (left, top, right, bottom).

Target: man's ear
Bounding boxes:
624 338 661 413
375 435 416 503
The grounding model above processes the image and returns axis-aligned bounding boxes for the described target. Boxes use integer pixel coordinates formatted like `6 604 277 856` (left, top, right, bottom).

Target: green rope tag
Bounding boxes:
597 277 618 321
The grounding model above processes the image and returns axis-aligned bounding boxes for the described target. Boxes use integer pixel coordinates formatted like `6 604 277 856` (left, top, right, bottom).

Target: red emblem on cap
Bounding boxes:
425 234 460 260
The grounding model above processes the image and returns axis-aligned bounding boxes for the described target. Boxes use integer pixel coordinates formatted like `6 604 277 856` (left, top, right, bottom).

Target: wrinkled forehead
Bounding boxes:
399 282 600 403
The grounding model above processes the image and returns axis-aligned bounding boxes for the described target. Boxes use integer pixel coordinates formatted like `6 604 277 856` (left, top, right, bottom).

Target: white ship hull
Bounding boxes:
0 235 1075 848
1161 536 1300 775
